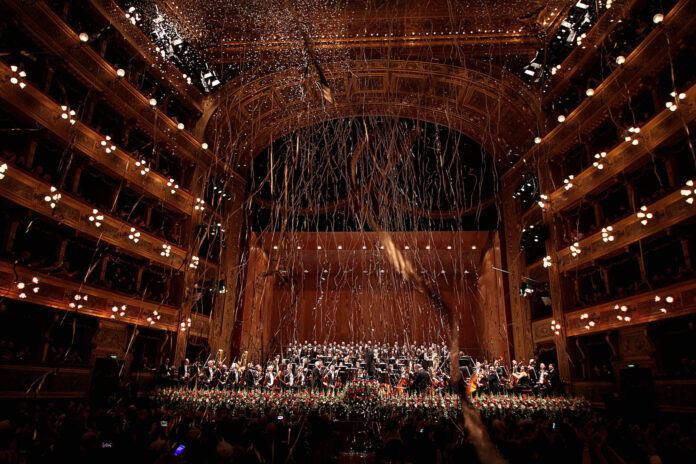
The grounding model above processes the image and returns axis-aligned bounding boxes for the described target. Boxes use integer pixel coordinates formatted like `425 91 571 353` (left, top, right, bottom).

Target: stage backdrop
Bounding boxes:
237 231 510 363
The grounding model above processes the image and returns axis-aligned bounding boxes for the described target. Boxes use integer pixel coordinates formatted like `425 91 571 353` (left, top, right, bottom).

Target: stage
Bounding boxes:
154 381 589 422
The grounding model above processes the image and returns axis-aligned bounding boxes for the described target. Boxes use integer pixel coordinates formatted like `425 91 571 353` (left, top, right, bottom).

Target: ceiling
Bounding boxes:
150 0 572 81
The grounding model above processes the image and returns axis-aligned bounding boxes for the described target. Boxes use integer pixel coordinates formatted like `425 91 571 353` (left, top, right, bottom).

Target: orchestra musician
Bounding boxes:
276 364 287 389
395 366 410 393
411 364 430 393
324 365 339 391
263 366 275 389
157 357 171 386
201 360 216 386
536 363 551 393
311 360 324 390
297 367 307 388
242 363 256 387
178 358 194 384
471 362 487 395
284 364 295 389
158 341 563 399
511 359 520 375
513 363 533 391
527 359 539 384
228 363 241 387
547 363 559 393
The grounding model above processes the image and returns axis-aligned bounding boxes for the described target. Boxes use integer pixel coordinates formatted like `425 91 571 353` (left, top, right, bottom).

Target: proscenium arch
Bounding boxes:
204 59 543 169
250 117 499 219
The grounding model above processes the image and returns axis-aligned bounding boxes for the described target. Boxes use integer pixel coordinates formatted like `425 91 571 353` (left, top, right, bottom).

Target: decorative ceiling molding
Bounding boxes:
205 59 543 169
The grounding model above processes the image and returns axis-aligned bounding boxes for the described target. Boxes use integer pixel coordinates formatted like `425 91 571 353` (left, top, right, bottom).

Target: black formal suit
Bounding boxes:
365 350 376 378
157 363 170 384
547 369 559 392
411 368 431 393
243 368 256 387
178 363 193 382
311 366 323 389
228 369 240 386
527 366 538 383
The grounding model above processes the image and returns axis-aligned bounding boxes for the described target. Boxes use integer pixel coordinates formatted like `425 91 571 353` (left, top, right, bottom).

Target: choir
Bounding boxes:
155 340 561 395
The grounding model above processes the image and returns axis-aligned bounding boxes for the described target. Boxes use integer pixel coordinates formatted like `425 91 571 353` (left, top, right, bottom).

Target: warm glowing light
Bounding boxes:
161 244 171 257
116 68 126 78
601 226 615 243
637 205 653 225
653 13 664 24
616 55 625 65
681 180 695 204
128 227 141 243
79 32 89 42
88 209 104 227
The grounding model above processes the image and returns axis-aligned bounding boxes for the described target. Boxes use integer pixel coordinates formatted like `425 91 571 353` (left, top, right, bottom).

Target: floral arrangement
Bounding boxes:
154 385 589 422
342 379 380 402
470 393 590 420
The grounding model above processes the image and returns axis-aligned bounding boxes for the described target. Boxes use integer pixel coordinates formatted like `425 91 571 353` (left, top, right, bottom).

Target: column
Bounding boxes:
500 176 534 362
538 155 571 382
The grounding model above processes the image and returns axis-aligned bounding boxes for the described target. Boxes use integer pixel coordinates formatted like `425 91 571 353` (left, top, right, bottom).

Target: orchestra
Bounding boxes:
155 340 562 396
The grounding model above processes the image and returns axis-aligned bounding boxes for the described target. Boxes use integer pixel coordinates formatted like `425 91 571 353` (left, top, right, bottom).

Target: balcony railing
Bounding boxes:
564 277 696 337
86 0 205 113
0 60 194 215
0 260 179 331
554 178 696 273
504 0 696 182
543 0 641 105
2 0 244 185
548 81 696 213
0 159 201 272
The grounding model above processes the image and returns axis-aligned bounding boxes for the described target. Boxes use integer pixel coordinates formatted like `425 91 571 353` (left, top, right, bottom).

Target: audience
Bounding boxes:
0 396 694 463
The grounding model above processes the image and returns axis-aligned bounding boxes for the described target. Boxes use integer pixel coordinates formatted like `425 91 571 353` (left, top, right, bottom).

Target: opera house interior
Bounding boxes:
0 0 695 462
